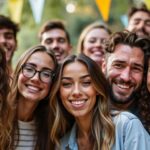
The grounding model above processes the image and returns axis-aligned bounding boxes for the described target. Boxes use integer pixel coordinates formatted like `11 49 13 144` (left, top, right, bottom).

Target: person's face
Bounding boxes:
127 11 150 37
83 28 110 66
0 28 17 63
147 58 150 92
41 29 72 62
18 51 54 105
102 44 144 104
60 61 97 120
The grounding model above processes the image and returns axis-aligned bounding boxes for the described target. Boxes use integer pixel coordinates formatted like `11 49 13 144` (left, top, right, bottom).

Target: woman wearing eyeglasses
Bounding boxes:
7 45 58 150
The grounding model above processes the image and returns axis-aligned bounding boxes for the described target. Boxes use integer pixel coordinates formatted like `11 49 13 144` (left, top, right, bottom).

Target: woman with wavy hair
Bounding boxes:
7 45 58 150
0 46 11 149
50 53 150 150
138 51 150 134
77 21 111 67
50 54 114 150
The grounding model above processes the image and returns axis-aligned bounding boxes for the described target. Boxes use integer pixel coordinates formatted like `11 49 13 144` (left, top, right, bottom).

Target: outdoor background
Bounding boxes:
0 0 144 67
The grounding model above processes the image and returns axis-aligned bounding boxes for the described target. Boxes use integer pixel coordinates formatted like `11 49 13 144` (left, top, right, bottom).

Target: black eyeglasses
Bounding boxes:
21 64 55 83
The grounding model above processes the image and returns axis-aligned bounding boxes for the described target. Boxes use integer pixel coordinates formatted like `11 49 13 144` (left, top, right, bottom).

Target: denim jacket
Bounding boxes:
60 111 150 150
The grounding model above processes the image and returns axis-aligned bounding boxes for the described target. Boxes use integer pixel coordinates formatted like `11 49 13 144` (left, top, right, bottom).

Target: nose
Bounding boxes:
31 72 40 82
120 67 131 82
94 39 105 49
72 83 82 98
51 40 59 49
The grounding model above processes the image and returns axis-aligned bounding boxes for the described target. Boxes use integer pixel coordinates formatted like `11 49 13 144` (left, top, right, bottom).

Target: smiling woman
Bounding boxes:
7 45 58 150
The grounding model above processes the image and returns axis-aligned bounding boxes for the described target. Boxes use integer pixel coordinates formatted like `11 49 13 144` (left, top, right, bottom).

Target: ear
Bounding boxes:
101 59 106 74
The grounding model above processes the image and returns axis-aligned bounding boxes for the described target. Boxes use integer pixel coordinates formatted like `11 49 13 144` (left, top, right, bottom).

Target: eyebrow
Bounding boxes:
113 60 144 68
25 63 53 71
61 74 90 80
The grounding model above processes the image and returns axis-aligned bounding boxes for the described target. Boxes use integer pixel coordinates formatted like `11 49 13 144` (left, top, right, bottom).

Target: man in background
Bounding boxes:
39 20 72 63
126 3 150 37
0 15 19 75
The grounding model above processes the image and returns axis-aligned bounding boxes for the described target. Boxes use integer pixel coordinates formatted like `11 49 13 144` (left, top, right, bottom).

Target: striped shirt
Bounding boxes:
14 120 37 150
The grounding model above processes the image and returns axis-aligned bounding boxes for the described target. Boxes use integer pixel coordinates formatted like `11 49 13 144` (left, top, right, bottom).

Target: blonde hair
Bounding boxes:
77 21 111 54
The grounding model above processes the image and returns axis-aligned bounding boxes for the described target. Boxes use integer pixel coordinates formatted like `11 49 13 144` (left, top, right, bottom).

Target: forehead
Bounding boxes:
42 28 67 39
0 28 14 34
62 61 88 76
130 11 150 20
85 28 110 39
107 44 144 63
26 51 54 69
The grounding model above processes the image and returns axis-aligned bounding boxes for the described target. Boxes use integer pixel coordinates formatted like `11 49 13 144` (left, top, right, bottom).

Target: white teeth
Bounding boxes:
71 100 85 105
117 84 130 89
28 85 39 91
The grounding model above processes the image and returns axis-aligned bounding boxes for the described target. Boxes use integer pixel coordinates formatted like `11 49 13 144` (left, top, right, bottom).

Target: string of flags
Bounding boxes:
7 0 150 24
8 0 45 24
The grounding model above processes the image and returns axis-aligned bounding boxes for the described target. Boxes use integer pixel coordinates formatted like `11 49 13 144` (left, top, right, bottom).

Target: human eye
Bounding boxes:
132 66 143 73
132 19 140 25
24 65 34 73
82 78 92 87
45 39 52 44
61 80 72 88
145 20 150 26
88 38 96 43
41 70 52 78
113 63 124 69
5 33 14 40
58 38 66 43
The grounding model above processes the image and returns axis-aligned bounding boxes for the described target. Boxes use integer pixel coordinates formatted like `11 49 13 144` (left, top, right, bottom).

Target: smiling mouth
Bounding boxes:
26 85 41 93
69 100 87 108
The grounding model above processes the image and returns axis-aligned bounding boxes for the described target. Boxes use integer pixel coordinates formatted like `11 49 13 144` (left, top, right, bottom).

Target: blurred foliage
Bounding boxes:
0 0 141 67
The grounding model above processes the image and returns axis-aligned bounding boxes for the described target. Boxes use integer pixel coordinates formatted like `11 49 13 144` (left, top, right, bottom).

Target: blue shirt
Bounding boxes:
60 112 150 150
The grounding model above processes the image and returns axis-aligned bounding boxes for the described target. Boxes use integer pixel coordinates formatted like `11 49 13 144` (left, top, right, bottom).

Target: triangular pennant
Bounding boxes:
29 0 45 24
8 0 24 23
144 0 150 9
120 15 128 27
95 0 111 22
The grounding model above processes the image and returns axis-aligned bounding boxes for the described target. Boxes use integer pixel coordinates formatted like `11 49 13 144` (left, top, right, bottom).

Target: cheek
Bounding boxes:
17 74 27 93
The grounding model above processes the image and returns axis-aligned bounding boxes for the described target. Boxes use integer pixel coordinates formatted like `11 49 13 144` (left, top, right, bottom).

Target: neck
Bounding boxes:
111 100 133 111
18 99 38 121
76 115 92 138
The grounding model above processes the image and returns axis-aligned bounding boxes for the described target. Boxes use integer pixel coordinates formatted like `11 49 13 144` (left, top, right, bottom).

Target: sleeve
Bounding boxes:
124 118 150 150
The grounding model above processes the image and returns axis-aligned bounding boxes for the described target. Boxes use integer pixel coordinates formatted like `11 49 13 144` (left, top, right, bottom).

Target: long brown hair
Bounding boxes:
50 54 115 150
8 45 58 150
0 46 11 149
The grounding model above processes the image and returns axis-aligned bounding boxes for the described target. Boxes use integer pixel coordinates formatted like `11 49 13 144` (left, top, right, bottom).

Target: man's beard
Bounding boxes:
108 84 141 105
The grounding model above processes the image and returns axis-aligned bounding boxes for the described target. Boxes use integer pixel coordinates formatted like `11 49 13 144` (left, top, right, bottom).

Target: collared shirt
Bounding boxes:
60 111 150 150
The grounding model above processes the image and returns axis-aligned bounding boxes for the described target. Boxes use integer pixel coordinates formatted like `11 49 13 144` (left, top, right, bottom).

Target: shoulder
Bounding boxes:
60 124 77 150
112 111 150 137
112 111 138 125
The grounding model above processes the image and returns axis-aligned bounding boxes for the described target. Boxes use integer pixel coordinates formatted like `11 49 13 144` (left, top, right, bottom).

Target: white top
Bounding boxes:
14 120 37 150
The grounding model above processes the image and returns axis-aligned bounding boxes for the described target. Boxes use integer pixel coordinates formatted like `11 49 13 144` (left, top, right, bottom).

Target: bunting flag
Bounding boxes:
29 0 45 24
8 0 24 23
95 0 111 22
120 15 128 27
144 0 150 9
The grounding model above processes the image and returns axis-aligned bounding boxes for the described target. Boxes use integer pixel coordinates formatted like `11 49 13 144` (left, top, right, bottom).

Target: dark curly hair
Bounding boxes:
0 46 11 149
138 51 150 134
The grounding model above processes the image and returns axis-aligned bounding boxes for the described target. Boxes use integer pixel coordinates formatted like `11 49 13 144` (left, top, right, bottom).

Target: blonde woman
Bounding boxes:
77 21 111 67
